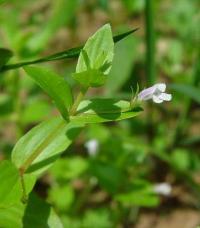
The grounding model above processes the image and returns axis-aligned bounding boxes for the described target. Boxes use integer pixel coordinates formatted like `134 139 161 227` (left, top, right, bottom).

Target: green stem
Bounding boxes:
145 0 156 141
70 87 88 116
19 171 27 204
145 0 156 86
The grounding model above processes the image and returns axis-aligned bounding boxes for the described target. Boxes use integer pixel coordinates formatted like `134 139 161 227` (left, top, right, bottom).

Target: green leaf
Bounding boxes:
50 157 88 180
0 160 35 209
23 193 63 228
170 83 200 104
0 203 24 228
116 191 159 207
105 34 139 94
71 98 143 124
0 48 13 69
74 24 114 87
24 66 73 120
11 117 83 175
0 193 63 228
76 24 114 73
48 185 75 211
89 160 124 194
0 173 36 209
0 161 19 205
72 69 106 88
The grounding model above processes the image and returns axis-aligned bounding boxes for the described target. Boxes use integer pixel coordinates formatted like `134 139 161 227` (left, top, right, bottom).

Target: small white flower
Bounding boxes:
85 139 99 156
138 83 172 103
154 183 172 196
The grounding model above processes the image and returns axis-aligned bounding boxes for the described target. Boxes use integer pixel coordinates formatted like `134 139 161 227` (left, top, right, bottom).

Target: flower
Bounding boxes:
153 183 172 196
138 83 172 103
85 139 99 156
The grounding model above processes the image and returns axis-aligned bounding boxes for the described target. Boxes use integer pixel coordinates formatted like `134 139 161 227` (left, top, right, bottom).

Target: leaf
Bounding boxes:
21 99 52 124
0 203 24 228
23 193 63 228
72 69 106 88
11 117 83 175
0 173 36 209
0 193 63 228
170 83 200 104
116 191 159 207
70 98 143 124
76 24 114 75
89 160 124 194
0 161 19 204
0 48 13 69
105 33 139 94
24 66 73 120
1 28 138 72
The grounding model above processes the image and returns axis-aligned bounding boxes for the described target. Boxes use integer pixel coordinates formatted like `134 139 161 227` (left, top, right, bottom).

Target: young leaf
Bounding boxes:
24 66 73 120
76 24 114 74
11 117 83 175
74 24 114 87
70 98 143 124
72 69 106 88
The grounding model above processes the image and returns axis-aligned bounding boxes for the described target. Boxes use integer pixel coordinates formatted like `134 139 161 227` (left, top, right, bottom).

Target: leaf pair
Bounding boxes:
24 24 115 120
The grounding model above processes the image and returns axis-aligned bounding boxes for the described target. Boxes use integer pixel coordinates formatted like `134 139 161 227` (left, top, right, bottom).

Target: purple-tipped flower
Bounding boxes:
138 83 172 103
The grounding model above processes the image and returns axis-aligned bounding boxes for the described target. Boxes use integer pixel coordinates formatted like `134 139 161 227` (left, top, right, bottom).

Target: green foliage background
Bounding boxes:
0 0 199 227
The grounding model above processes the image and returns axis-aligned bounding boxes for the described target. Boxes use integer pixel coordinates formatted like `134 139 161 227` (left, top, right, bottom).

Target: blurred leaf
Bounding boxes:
48 185 74 211
0 48 13 69
24 66 73 120
26 0 79 53
116 191 159 207
89 160 124 194
50 157 88 180
0 94 13 117
71 98 143 124
23 193 63 228
106 34 139 94
170 149 190 172
116 179 159 207
21 99 51 125
82 209 112 228
170 83 200 104
12 117 83 175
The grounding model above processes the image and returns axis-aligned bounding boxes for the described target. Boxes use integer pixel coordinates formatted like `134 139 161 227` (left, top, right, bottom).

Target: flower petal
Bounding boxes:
138 86 156 100
153 95 163 103
159 93 172 101
156 83 166 92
